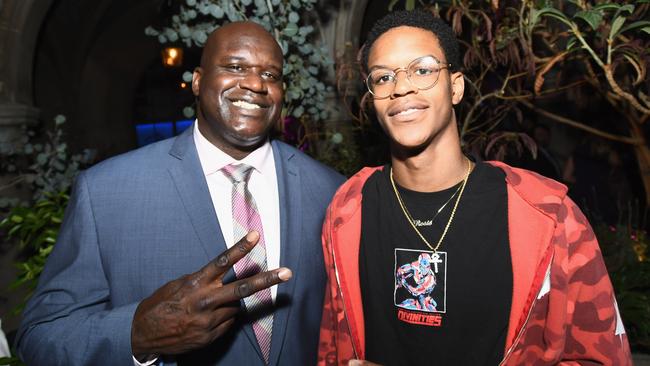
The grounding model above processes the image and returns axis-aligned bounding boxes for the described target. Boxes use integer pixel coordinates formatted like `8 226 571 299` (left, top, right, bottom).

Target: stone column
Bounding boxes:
320 0 369 110
0 0 54 151
312 0 368 172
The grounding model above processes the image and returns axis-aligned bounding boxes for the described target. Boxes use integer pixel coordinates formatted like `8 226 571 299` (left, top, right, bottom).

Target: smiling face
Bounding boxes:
192 22 283 159
368 26 464 154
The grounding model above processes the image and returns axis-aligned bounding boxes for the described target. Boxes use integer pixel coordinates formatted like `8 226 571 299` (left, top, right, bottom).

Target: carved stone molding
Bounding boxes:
0 0 52 152
0 0 54 105
0 102 39 153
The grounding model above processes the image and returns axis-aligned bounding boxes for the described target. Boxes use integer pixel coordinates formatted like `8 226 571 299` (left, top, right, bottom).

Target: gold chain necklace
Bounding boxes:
389 158 472 252
427 183 462 224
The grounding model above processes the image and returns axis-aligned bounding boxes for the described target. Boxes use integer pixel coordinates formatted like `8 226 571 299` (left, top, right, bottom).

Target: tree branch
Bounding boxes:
604 65 650 115
0 175 26 193
518 99 642 145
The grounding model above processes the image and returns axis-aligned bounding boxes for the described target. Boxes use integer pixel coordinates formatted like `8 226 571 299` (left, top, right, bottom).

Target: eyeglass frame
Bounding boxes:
364 55 452 99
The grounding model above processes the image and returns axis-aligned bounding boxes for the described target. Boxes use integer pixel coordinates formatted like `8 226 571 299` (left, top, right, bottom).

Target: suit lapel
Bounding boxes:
268 141 302 366
168 132 302 364
167 126 228 261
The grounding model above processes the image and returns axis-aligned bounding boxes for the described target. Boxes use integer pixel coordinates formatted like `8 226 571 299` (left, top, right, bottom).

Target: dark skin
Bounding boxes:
131 22 291 360
131 232 291 359
192 21 284 160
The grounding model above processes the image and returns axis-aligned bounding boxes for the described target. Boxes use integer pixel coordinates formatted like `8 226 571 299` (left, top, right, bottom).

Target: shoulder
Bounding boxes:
329 166 382 212
487 161 599 249
81 137 177 184
272 140 345 188
487 160 568 203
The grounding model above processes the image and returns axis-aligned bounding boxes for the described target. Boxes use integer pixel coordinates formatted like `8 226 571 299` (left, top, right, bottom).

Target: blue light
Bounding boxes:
135 122 174 147
135 120 196 147
175 119 193 133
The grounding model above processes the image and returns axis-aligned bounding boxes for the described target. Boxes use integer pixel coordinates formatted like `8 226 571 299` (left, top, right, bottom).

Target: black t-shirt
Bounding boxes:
359 161 512 366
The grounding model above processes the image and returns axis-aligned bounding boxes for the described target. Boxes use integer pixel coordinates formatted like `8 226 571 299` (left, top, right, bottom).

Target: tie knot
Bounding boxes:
222 163 254 184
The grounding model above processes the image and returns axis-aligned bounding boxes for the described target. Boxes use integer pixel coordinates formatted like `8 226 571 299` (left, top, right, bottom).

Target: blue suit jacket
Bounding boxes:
15 126 344 365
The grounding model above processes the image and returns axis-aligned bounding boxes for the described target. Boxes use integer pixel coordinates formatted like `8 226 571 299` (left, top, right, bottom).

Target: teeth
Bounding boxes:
396 108 420 116
232 100 260 109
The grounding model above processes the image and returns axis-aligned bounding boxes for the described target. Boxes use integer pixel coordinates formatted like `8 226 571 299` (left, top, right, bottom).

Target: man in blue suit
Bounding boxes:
16 21 344 365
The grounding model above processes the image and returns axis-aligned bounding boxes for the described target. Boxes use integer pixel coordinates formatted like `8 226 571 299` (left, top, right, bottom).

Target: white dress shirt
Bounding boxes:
193 122 282 299
133 122 281 366
0 319 10 358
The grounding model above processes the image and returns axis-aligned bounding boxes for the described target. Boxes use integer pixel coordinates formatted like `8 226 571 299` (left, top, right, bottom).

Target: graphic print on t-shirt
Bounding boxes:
394 248 447 326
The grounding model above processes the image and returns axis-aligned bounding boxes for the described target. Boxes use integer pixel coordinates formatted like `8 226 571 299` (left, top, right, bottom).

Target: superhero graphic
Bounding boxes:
394 249 447 314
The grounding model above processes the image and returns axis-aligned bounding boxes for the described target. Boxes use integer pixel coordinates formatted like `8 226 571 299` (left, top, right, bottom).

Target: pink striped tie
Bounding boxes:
222 163 273 364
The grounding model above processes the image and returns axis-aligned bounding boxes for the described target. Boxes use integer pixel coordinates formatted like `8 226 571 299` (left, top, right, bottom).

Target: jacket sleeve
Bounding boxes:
317 205 355 366
560 196 632 365
15 172 139 366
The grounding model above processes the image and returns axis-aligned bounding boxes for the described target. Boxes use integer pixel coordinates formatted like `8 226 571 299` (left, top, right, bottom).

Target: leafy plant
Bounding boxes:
596 223 650 352
0 115 91 207
145 0 334 121
0 115 87 364
0 115 87 310
0 355 23 366
0 192 68 315
525 1 650 203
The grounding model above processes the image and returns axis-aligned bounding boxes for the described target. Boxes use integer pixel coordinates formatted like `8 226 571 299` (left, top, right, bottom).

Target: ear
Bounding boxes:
450 71 465 105
191 67 202 97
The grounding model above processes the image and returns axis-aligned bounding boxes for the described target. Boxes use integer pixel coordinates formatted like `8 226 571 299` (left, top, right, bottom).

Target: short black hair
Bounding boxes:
362 9 461 73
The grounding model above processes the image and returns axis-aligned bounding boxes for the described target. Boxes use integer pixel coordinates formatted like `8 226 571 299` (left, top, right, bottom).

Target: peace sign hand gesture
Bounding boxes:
130 231 291 359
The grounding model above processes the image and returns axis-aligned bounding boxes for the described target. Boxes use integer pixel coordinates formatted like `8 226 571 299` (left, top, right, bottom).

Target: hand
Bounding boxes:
131 231 291 359
349 360 382 366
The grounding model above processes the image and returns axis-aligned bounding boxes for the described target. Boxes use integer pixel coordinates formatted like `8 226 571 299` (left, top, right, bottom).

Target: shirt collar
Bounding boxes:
193 121 273 177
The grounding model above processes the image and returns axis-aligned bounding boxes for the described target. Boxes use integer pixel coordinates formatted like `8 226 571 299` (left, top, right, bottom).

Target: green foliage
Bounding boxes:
0 192 68 314
388 0 421 11
596 223 650 351
532 1 650 71
145 0 334 121
574 9 603 30
0 356 24 366
0 115 85 362
0 116 86 310
0 115 90 208
314 131 362 176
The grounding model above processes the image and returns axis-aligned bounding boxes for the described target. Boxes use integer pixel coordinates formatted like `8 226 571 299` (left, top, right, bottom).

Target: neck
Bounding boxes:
197 118 262 161
391 137 470 192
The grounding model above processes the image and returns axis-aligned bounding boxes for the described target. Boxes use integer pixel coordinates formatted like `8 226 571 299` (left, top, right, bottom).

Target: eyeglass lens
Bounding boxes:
367 56 443 98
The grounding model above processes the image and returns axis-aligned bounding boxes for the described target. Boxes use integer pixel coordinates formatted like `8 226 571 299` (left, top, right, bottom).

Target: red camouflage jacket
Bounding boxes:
318 162 632 365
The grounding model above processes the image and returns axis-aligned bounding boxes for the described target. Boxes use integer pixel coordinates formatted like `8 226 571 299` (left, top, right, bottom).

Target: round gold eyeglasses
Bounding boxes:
365 55 451 99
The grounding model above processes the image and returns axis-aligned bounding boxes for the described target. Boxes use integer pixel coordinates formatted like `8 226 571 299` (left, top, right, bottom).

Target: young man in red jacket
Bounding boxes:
318 9 632 366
